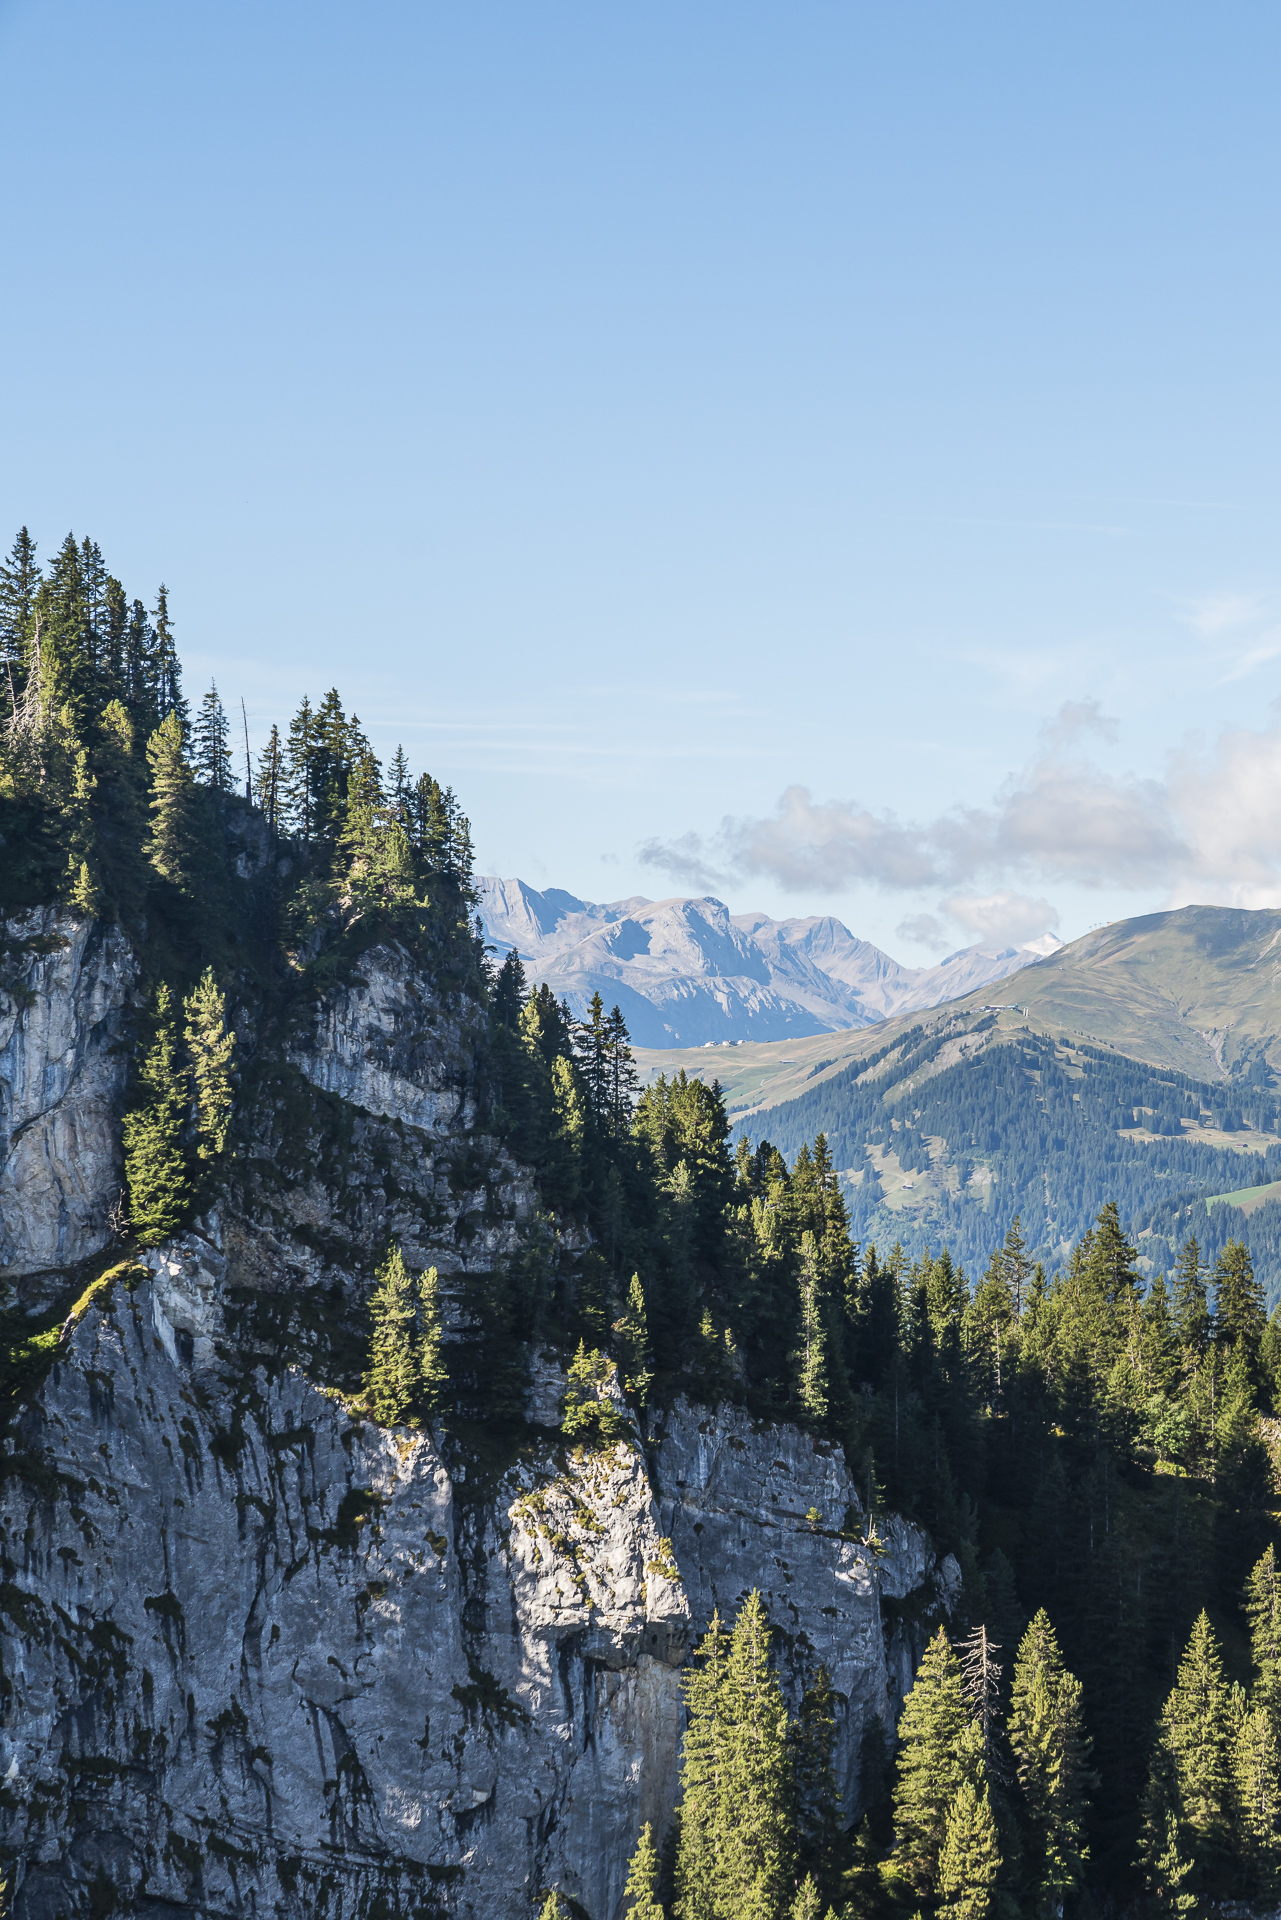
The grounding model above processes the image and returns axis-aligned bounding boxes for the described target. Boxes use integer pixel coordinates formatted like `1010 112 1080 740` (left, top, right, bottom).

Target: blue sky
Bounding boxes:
4 1 1281 958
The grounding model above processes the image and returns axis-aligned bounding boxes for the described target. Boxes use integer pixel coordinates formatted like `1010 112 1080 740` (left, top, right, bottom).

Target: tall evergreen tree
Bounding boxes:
936 1770 1001 1920
717 1591 793 1920
255 723 284 832
1246 1545 1281 1728
1141 1610 1235 1893
795 1231 829 1422
1008 1609 1091 1915
416 1265 448 1417
122 984 192 1245
890 1627 977 1900
145 711 199 889
792 1666 844 1909
193 681 233 790
622 1824 664 1920
1214 1239 1266 1373
0 526 39 704
674 1610 729 1920
151 584 187 736
1172 1236 1211 1358
362 1245 418 1425
183 969 234 1161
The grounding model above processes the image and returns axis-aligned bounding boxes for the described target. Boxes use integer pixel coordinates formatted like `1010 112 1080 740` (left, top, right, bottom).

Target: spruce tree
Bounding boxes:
890 1626 976 1899
538 1894 569 1920
1008 1609 1091 1915
718 1590 793 1920
1214 1239 1266 1374
183 969 235 1161
284 695 316 838
1173 1236 1211 1358
122 983 192 1246
255 723 284 832
674 1610 729 1920
193 681 232 790
1233 1702 1281 1894
152 584 187 736
0 525 39 705
417 1265 448 1416
792 1666 844 1907
1246 1545 1281 1728
145 710 199 888
614 1272 652 1402
936 1771 1001 1920
786 1876 823 1920
1141 1610 1234 1890
622 1823 664 1920
795 1231 829 1423
363 1245 418 1425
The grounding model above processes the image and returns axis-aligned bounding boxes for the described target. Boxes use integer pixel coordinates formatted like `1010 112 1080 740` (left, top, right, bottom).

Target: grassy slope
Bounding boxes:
636 903 1281 1120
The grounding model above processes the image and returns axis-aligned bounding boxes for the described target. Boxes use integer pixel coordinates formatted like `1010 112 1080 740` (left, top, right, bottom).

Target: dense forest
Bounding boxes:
749 1019 1281 1305
5 528 1281 1916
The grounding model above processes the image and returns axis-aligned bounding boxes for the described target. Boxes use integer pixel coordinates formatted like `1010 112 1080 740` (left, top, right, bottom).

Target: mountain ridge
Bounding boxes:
477 875 1060 1046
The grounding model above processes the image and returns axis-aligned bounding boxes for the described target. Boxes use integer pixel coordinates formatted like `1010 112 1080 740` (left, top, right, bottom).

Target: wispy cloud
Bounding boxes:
1177 589 1281 683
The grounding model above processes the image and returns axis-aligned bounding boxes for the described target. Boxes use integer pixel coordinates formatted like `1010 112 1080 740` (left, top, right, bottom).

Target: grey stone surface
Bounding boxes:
0 908 136 1281
0 924 955 1919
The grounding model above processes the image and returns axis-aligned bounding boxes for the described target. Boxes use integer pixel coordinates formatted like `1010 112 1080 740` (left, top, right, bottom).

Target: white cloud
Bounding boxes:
638 699 1281 921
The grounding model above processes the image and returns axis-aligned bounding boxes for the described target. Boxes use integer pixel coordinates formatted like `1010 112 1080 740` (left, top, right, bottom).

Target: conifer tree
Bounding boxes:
152 584 187 736
417 1265 448 1416
614 1272 652 1402
958 1626 1004 1773
937 1764 1001 1920
890 1626 976 1899
1214 1239 1266 1373
145 710 199 888
538 1893 569 1920
284 695 317 838
792 1665 844 1907
622 1823 664 1920
183 969 234 1161
363 1245 417 1425
1141 1610 1235 1891
674 1610 729 1920
0 526 39 704
124 598 158 732
795 1231 829 1422
786 1876 823 1920
255 723 284 832
1233 1702 1281 1892
717 1591 793 1920
1246 1545 1281 1728
1008 1609 1091 1915
193 681 233 790
122 983 192 1246
1173 1236 1211 1358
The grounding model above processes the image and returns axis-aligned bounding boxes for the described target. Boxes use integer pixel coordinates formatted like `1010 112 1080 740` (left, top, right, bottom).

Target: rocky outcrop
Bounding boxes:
0 924 955 1919
0 910 136 1285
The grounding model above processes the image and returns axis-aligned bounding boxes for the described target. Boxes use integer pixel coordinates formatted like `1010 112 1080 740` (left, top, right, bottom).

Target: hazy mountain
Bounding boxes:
477 876 1061 1046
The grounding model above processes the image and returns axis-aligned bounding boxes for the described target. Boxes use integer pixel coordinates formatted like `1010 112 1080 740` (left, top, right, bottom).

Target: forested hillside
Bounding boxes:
5 526 1281 1917
740 1013 1281 1301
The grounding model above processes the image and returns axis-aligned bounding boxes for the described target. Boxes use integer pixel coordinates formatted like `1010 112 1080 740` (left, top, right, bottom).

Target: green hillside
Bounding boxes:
635 906 1281 1297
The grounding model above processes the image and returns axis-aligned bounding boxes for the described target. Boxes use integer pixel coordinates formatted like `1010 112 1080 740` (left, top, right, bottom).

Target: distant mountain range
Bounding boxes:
476 877 1061 1047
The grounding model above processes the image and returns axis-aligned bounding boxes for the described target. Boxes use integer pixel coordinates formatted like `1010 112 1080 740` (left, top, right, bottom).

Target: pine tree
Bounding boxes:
890 1626 976 1899
183 969 234 1161
1246 1545 1281 1728
1233 1703 1281 1894
792 1666 844 1908
717 1591 793 1920
284 695 317 838
125 598 158 732
152 584 187 737
363 1245 418 1425
613 1272 652 1402
796 1231 829 1422
193 681 233 790
1214 1239 1266 1372
0 526 39 708
957 1626 1004 1773
145 710 199 888
1008 1609 1092 1915
786 1876 823 1920
1173 1236 1211 1358
936 1772 1001 1920
122 984 192 1246
622 1823 664 1920
674 1610 730 1920
1141 1610 1235 1889
417 1265 448 1416
255 723 284 832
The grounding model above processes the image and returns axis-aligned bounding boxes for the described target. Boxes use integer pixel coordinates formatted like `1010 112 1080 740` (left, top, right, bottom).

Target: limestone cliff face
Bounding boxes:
0 909 136 1284
0 918 952 1920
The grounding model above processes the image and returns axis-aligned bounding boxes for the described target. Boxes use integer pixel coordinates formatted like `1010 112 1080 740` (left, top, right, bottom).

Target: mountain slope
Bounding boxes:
633 904 1281 1298
478 875 1059 1045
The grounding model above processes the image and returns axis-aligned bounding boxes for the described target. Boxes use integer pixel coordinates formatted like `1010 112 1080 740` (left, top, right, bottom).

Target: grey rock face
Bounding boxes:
0 909 136 1282
0 925 954 1919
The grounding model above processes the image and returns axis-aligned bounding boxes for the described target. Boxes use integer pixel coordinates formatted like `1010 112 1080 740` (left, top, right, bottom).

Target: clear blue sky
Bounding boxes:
4 1 1281 958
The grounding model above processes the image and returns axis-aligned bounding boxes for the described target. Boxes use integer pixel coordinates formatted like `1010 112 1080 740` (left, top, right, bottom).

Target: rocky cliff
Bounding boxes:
0 913 952 1920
